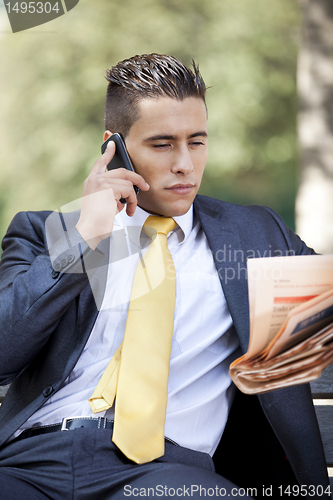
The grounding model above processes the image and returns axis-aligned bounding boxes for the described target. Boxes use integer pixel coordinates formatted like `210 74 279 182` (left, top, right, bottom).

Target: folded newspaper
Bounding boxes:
229 255 333 394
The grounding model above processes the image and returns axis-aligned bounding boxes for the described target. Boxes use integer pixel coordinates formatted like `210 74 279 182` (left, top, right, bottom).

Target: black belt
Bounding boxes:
15 417 114 442
14 417 178 446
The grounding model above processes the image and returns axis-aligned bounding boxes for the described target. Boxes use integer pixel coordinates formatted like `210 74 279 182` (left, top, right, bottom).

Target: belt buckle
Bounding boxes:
60 416 82 431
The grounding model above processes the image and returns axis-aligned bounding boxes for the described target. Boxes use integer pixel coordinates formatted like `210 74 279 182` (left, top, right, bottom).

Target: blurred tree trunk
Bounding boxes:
296 0 333 253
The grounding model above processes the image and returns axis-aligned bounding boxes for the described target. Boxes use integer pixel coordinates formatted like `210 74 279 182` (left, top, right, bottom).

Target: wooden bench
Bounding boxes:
0 375 332 495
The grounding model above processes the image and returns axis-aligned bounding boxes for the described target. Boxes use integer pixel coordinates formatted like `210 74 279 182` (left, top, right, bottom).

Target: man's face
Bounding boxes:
123 96 208 217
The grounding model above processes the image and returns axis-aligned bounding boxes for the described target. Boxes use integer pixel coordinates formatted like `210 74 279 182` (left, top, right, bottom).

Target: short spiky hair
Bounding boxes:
104 53 206 138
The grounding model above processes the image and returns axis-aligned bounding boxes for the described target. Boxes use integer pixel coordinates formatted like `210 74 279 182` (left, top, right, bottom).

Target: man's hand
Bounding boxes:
76 141 150 250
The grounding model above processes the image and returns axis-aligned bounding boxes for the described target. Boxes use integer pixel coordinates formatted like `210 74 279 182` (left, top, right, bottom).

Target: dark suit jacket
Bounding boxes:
0 195 329 497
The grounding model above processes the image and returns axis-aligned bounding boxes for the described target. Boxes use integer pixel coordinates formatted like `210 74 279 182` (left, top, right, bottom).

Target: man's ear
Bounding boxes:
103 130 113 142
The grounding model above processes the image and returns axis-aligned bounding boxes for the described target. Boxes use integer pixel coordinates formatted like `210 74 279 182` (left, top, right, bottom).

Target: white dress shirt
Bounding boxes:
19 205 241 455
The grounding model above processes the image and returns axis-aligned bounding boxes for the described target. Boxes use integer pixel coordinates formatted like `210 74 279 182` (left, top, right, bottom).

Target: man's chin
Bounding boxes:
137 191 197 217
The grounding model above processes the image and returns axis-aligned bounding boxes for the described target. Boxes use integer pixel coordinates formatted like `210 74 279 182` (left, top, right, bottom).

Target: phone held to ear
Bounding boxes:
101 133 139 202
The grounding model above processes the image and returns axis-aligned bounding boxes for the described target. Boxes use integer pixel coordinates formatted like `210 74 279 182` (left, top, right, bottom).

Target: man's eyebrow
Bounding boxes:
189 132 208 139
144 135 175 142
144 132 208 142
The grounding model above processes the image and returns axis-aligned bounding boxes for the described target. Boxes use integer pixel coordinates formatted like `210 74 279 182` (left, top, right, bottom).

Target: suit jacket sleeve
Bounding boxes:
0 211 104 384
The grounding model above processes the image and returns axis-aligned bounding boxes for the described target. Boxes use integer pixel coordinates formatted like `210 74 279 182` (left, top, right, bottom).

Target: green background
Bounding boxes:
0 0 300 243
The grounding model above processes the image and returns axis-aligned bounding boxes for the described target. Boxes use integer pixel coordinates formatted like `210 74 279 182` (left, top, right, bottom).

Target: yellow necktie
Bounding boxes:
89 216 177 464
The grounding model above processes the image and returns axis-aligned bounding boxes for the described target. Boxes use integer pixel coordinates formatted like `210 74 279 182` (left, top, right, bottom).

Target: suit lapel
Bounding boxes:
194 197 250 353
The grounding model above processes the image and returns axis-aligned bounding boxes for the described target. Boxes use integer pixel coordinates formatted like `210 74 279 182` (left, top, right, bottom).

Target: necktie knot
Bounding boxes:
143 216 177 240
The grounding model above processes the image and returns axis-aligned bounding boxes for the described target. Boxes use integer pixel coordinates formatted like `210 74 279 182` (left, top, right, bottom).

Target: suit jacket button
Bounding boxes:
51 270 60 279
67 254 74 264
43 386 54 397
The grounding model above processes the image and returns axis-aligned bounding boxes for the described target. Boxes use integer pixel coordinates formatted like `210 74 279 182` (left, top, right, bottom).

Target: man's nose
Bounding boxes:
171 147 194 174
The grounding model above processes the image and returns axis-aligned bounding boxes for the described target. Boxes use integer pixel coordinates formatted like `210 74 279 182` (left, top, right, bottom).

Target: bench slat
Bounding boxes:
314 405 333 466
311 365 333 398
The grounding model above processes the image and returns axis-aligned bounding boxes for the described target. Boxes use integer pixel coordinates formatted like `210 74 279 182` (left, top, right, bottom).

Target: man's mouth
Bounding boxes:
165 184 195 194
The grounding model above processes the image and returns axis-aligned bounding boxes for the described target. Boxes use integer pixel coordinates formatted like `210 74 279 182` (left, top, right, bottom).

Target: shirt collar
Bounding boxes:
115 205 193 248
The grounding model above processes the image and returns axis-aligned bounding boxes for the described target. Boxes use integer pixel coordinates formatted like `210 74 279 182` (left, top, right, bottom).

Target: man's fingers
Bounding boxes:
109 173 149 216
89 140 116 176
105 168 149 192
125 197 138 217
88 160 149 196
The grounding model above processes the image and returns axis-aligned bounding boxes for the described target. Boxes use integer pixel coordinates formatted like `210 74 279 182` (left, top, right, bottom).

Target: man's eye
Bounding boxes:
190 141 204 146
153 144 169 149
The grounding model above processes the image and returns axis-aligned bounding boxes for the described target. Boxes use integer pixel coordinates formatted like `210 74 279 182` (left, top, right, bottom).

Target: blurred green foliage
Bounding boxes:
0 0 300 242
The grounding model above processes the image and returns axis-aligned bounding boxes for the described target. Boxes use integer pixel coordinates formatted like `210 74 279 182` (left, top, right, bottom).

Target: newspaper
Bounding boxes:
229 255 333 394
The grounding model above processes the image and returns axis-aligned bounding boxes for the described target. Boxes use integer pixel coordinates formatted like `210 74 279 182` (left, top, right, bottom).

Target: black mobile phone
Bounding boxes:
101 133 139 202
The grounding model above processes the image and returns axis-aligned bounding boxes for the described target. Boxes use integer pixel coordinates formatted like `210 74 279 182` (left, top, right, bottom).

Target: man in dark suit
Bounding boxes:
0 53 330 499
